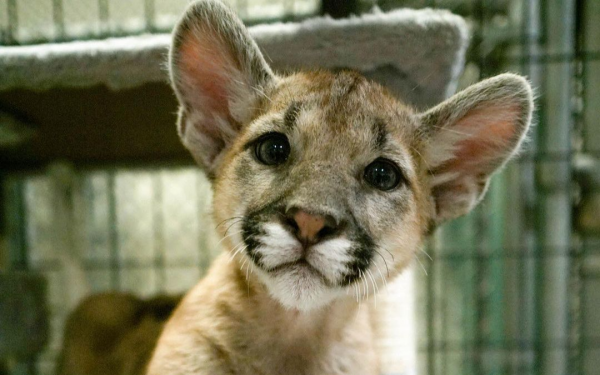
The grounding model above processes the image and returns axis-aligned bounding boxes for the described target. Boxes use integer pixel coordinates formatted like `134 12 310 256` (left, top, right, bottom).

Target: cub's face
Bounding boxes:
213 72 425 310
170 0 533 311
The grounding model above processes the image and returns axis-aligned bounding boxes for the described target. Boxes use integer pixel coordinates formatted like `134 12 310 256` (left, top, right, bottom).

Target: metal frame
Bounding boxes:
0 0 320 46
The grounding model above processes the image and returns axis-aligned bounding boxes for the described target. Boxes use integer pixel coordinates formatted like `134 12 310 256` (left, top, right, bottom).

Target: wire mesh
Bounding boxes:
14 167 219 374
2 1 600 375
0 0 320 45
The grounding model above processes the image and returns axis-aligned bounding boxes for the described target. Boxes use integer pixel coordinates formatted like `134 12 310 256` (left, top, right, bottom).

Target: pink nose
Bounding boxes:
285 208 339 245
293 210 326 243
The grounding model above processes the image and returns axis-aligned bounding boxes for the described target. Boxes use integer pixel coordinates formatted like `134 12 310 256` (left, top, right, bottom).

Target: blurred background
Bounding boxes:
1 1 599 375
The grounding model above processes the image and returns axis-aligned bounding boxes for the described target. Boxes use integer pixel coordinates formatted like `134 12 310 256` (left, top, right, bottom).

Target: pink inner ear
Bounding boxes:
442 103 521 176
178 31 237 125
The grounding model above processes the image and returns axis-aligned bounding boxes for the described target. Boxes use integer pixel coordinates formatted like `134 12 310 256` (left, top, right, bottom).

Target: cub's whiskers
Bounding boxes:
228 242 248 263
215 229 243 249
414 253 428 276
418 246 433 261
215 216 244 230
373 249 390 277
366 269 379 308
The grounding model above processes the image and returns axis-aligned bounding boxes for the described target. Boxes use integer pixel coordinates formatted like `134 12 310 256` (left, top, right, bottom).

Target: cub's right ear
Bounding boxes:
170 0 275 177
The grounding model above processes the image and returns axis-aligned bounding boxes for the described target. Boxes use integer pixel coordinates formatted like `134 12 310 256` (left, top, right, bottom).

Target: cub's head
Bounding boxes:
170 0 533 311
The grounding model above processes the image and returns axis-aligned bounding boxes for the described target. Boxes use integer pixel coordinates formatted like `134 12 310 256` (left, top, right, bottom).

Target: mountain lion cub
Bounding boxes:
148 1 533 374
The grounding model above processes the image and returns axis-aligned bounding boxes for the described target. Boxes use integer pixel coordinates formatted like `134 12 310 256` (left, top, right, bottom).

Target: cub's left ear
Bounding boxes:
418 73 534 225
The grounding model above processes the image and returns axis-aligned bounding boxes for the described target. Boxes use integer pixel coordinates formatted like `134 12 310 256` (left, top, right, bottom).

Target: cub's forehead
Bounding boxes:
266 71 417 136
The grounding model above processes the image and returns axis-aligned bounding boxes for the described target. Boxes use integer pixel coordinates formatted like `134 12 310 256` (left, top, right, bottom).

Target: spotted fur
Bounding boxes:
148 1 533 374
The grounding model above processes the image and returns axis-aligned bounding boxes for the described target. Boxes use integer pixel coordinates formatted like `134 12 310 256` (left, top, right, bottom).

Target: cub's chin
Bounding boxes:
255 262 343 312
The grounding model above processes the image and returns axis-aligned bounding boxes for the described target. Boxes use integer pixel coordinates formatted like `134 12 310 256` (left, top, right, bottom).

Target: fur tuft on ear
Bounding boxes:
169 0 275 177
418 73 534 224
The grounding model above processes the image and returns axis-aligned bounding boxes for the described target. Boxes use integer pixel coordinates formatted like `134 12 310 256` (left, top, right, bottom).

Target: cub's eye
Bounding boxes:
364 158 404 191
254 133 290 166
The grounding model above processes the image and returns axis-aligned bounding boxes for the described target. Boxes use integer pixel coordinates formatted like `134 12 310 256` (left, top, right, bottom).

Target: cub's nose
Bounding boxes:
284 207 340 245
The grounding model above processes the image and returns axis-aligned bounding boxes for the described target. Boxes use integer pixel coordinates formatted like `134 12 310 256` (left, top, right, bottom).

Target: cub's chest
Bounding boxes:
233 315 378 375
235 343 377 375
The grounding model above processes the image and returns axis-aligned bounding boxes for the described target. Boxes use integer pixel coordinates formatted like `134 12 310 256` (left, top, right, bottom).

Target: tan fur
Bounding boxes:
152 254 379 375
148 1 533 374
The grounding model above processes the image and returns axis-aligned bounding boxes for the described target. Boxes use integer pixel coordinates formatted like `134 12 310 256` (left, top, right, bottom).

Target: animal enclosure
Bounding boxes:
1 1 599 375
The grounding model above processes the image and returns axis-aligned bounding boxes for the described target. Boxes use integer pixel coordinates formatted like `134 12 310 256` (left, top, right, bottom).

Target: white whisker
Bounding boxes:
367 269 378 308
360 270 369 301
245 262 251 288
419 247 433 261
240 258 248 276
373 249 390 277
415 254 428 276
372 260 389 296
367 270 379 295
228 242 249 263
232 243 248 259
216 229 243 248
228 242 247 262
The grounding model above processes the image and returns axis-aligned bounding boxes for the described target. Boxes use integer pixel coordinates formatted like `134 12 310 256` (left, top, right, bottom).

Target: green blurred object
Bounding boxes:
0 272 48 372
0 111 36 149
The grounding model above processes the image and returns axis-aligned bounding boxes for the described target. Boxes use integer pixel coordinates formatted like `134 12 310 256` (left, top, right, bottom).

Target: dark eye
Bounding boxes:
364 158 404 191
254 133 290 166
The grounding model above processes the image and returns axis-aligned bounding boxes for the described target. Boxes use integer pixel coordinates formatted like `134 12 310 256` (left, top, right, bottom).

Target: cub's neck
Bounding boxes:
168 252 378 374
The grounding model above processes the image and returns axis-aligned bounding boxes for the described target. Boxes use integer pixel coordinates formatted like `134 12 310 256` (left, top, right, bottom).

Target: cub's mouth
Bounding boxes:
239 204 375 289
266 259 332 286
268 259 315 273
